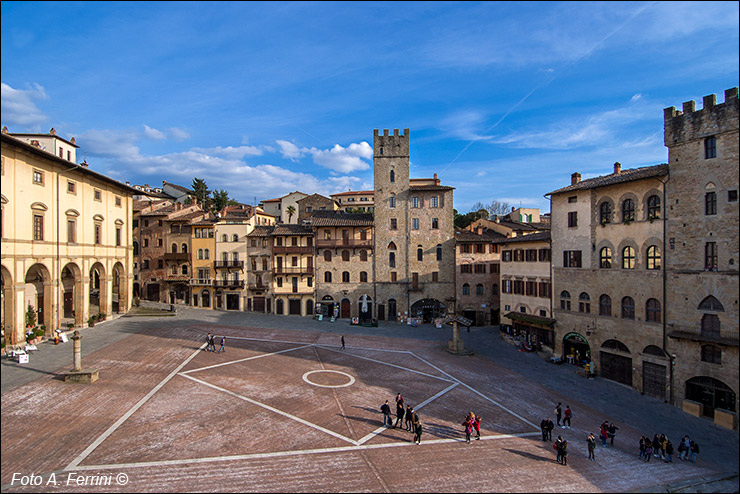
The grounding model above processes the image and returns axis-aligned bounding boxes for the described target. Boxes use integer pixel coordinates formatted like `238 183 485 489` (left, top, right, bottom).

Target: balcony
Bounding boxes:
273 267 314 275
273 246 313 254
315 239 373 249
163 252 189 261
247 283 269 290
273 286 314 295
190 278 213 286
163 275 190 282
213 279 246 289
214 260 245 269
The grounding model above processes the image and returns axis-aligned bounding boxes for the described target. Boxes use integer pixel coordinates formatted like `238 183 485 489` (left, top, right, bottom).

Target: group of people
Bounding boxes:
204 333 226 353
639 433 699 463
461 412 482 443
381 393 423 445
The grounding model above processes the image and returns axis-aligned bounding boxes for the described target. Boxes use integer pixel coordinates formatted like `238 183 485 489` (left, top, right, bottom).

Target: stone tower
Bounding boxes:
663 88 739 424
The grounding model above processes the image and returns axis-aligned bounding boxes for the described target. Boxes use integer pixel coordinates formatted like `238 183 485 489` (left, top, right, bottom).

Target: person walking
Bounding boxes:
413 418 423 445
205 333 213 351
380 400 392 427
554 436 564 464
405 405 414 431
639 436 646 459
560 438 569 466
600 421 609 447
645 439 653 462
689 440 700 463
541 418 549 442
473 414 482 440
608 422 619 446
680 435 691 461
652 434 661 458
587 433 596 461
395 392 404 408
659 434 668 460
394 399 405 428
545 418 554 441
563 405 572 428
555 402 563 427
462 413 474 444
341 335 345 350
217 336 226 353
665 440 674 463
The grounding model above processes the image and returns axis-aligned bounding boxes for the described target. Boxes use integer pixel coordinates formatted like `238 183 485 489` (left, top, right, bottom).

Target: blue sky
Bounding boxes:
2 1 738 213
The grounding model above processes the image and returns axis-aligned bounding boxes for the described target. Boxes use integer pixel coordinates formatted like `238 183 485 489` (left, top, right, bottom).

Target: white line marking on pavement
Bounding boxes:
64 343 207 471
182 344 313 374
180 373 360 446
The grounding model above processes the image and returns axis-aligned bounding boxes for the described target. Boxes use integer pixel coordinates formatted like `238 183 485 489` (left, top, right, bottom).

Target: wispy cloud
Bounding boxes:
0 82 48 127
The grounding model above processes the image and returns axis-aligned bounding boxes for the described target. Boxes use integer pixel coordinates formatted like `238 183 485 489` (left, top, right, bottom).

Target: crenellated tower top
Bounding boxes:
664 87 739 146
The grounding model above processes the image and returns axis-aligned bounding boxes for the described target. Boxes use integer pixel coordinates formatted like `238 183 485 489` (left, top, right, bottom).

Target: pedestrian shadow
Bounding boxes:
502 448 553 462
424 422 461 439
341 414 384 427
351 405 381 415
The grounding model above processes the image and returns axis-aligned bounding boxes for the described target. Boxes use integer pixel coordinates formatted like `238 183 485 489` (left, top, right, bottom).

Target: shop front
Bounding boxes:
503 311 555 351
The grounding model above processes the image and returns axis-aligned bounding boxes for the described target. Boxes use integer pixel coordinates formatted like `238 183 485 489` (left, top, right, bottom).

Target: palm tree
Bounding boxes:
286 205 296 223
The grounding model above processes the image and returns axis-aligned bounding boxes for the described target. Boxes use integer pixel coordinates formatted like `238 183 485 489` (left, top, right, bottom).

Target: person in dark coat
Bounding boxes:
541 419 549 441
555 436 564 464
545 418 554 441
587 433 596 461
405 405 414 431
555 402 562 427
473 415 482 440
413 418 423 445
380 400 392 427
560 438 569 466
652 434 661 458
608 422 619 446
394 400 405 428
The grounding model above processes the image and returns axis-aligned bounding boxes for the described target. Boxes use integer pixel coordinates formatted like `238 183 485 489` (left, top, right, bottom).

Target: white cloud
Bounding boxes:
307 141 374 174
143 125 166 140
168 127 191 141
190 145 264 160
276 140 304 160
0 82 48 127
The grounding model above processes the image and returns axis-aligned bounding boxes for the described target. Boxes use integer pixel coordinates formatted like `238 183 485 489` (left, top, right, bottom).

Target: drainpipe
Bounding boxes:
659 173 672 405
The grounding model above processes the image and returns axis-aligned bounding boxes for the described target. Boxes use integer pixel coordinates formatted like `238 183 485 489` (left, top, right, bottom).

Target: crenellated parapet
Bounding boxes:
373 128 410 157
664 87 739 146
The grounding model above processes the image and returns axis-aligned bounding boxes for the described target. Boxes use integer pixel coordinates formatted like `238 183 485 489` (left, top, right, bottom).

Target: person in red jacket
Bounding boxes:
462 412 475 444
473 415 482 440
563 405 572 428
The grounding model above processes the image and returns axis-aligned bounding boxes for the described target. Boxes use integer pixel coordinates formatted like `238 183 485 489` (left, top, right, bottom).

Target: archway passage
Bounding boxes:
410 299 446 323
340 298 351 319
562 332 591 365
25 263 52 334
686 376 737 419
358 295 372 323
61 263 83 326
89 262 107 317
112 262 127 314
1 265 16 345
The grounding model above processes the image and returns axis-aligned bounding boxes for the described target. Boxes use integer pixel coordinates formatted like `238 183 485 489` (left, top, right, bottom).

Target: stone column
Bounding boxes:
71 330 82 371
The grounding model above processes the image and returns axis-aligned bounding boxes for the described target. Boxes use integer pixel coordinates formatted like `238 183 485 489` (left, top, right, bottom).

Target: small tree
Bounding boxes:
25 303 37 328
286 205 296 223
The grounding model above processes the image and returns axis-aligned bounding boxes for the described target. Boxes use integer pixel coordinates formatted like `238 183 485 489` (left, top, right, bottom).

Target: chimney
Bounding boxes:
126 181 130 186
70 137 76 145
511 207 515 212
476 226 482 235
1 126 8 134
571 172 581 185
80 160 88 168
162 180 167 186
614 162 621 174
49 127 57 135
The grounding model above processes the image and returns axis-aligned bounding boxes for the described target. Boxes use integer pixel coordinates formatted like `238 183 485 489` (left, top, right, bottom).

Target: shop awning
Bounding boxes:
504 312 556 328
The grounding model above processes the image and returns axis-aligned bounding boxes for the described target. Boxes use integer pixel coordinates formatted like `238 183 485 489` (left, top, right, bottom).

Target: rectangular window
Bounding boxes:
729 190 738 202
390 218 397 230
705 242 717 271
705 191 717 215
412 272 419 289
390 271 397 282
460 264 472 274
475 243 485 253
411 197 419 208
490 263 499 273
539 281 551 299
94 224 102 245
94 189 102 201
513 249 524 262
431 196 439 208
115 196 122 207
489 244 499 253
156 259 162 269
432 271 438 282
276 277 283 288
474 264 487 273
502 250 512 262
67 181 76 194
563 250 582 268
67 220 76 243
568 196 577 203
705 136 717 159
33 170 44 185
567 211 577 227
460 244 471 253
538 248 551 262
143 238 149 247
431 218 439 229
502 279 512 294
116 227 122 246
513 280 524 295
525 281 537 296
525 249 537 262
33 214 44 240
412 218 419 230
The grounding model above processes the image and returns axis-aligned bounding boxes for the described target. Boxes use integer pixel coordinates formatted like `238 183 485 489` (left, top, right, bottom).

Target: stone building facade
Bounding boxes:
330 190 375 213
549 163 669 393
372 129 456 323
297 193 337 224
1 129 136 346
246 225 274 313
664 88 739 428
270 224 315 316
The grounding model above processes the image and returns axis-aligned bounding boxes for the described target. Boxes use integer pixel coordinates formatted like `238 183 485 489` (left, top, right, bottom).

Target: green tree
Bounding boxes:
191 178 211 209
211 189 236 213
286 205 296 223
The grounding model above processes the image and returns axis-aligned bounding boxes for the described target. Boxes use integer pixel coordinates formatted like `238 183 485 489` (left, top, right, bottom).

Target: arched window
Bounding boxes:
560 291 571 311
232 234 239 242
622 246 635 269
646 298 661 322
579 292 590 313
462 283 470 296
359 250 367 261
389 252 396 268
621 296 635 319
221 234 228 242
324 271 332 283
172 243 178 253
599 294 611 316
476 284 484 296
647 245 661 270
599 202 612 224
622 198 635 222
342 271 350 283
417 246 423 261
698 296 724 312
204 249 210 259
198 249 204 260
599 247 612 268
436 244 442 261
342 250 350 262
181 243 187 253
390 170 395 183
492 283 499 295
360 271 368 282
324 250 332 262
647 195 661 219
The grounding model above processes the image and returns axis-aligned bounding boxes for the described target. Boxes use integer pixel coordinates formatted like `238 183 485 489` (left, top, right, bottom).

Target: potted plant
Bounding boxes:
98 312 106 322
67 323 74 330
35 328 45 342
25 303 37 329
88 315 97 327
26 332 36 345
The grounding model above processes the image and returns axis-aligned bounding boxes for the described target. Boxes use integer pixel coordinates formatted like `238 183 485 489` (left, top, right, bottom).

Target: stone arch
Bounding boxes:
617 238 640 269
1 264 16 345
112 262 127 314
596 195 615 224
643 345 667 358
617 192 639 223
601 339 631 354
89 261 107 317
685 376 737 417
24 263 53 334
61 262 84 327
698 295 724 312
642 190 663 220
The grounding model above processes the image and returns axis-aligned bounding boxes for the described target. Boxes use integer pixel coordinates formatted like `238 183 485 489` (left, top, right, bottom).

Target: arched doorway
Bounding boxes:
410 298 446 323
340 298 351 319
685 376 737 419
562 332 590 364
89 262 107 317
112 262 126 314
600 339 632 386
358 295 372 323
388 298 397 322
201 289 211 308
61 263 83 327
1 265 16 345
25 263 52 334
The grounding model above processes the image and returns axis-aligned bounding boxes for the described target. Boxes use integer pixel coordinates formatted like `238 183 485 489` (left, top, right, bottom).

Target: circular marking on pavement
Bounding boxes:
302 370 355 388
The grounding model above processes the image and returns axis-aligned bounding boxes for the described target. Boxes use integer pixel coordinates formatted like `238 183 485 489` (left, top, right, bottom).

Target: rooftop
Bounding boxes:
547 163 668 196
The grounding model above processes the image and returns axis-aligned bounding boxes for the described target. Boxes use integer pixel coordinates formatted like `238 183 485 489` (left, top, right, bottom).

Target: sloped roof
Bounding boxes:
271 224 313 236
309 210 374 227
493 231 551 244
454 229 507 242
547 164 668 196
247 226 274 237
